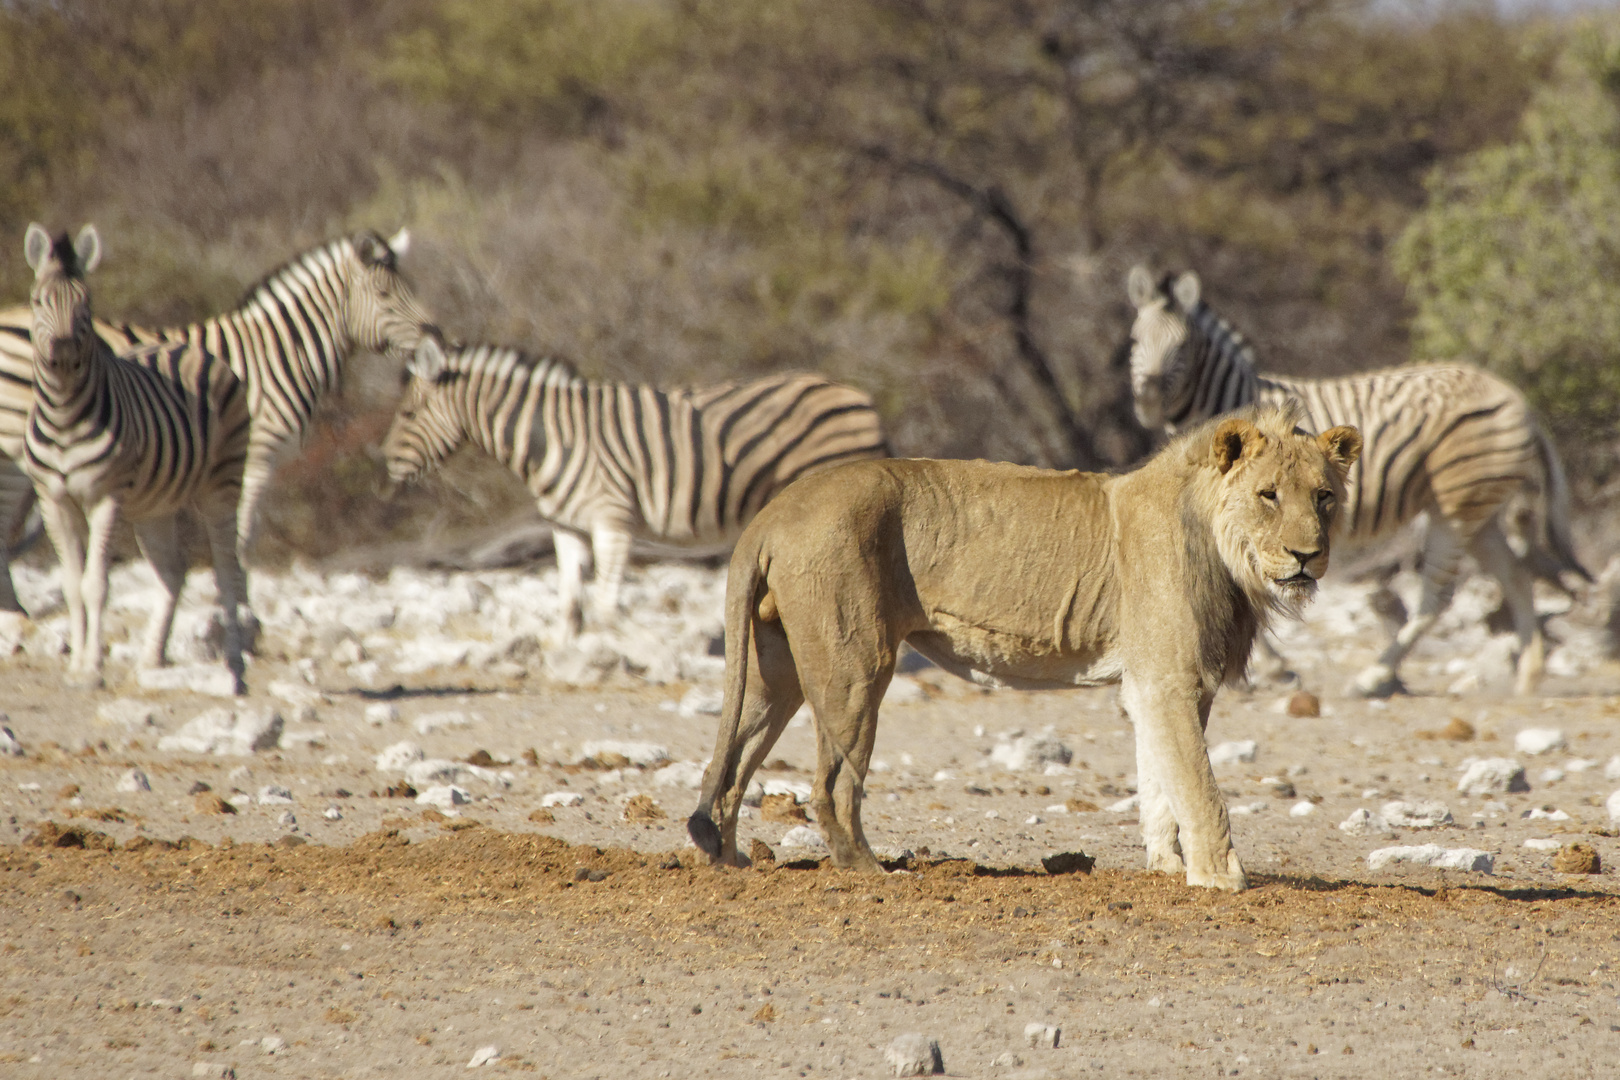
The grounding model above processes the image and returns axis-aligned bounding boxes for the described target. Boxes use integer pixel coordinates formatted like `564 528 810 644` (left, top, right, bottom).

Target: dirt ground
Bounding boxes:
2 563 1620 1078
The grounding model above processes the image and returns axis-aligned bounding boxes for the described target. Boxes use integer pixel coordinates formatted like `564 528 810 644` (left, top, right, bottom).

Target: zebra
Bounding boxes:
21 224 252 691
1125 265 1588 697
383 335 891 635
0 227 435 627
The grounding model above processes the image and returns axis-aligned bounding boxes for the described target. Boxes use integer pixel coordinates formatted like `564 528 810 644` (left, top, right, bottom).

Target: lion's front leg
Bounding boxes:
1121 674 1246 892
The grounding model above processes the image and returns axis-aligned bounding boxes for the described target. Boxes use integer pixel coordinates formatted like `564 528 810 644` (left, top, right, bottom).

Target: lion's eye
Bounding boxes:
1258 489 1277 502
1316 489 1333 507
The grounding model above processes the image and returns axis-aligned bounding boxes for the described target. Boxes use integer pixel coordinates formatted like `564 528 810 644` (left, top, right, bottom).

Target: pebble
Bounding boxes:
1106 794 1140 813
261 1036 284 1054
1381 800 1453 828
989 732 1072 771
364 703 399 726
677 687 724 717
1229 802 1268 816
1523 838 1561 851
653 760 706 789
1539 767 1566 785
1338 809 1391 837
1023 1022 1060 1049
1366 845 1494 873
779 825 827 849
1523 806 1569 821
1456 758 1529 796
467 1045 500 1068
136 664 239 697
375 741 425 771
541 791 583 808
1208 740 1258 766
0 725 23 758
115 768 151 793
413 710 471 735
257 785 294 804
1606 755 1620 782
191 1064 232 1078
417 785 470 808
990 1051 1023 1067
885 1033 944 1077
1606 789 1620 823
579 740 670 767
1289 800 1318 817
95 699 157 729
276 811 296 828
323 806 342 821
156 708 283 756
1514 728 1566 756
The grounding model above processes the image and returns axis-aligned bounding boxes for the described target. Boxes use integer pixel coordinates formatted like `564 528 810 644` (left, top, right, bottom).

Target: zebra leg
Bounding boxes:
77 498 123 689
230 437 283 651
1471 519 1544 695
1246 632 1298 688
130 515 186 671
1352 518 1466 698
552 528 590 639
588 523 633 626
199 490 248 696
36 495 87 670
0 464 37 614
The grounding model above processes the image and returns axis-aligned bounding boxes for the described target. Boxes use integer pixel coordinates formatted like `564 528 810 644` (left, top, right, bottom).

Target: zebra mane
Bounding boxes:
47 232 85 278
433 341 580 386
233 235 355 309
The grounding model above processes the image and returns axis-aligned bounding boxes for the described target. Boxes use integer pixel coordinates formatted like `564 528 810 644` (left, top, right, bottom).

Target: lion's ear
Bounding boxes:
1210 416 1264 474
1318 425 1361 473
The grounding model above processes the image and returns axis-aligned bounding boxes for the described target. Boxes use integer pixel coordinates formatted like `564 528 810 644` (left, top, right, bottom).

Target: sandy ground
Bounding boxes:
1 557 1619 1078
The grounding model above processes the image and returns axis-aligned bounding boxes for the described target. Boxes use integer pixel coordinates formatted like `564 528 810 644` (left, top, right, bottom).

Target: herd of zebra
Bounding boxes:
0 222 1589 700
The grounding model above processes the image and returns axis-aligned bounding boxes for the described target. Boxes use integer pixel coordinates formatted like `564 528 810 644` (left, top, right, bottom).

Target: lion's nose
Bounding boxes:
1287 547 1322 566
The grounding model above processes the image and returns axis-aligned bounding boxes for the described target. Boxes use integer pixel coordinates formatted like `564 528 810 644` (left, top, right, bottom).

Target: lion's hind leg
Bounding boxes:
797 633 896 876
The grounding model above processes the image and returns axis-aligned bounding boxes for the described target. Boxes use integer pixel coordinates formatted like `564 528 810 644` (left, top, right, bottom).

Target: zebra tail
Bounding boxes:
686 530 769 858
1533 422 1591 583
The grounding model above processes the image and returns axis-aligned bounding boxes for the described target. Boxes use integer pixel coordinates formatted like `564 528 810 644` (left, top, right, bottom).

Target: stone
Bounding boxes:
191 1064 234 1078
1456 758 1529 796
1338 809 1391 837
277 811 296 828
762 778 812 803
1523 806 1569 821
406 759 465 787
1289 800 1318 817
1553 842 1601 874
157 708 283 756
116 768 151 793
0 724 24 757
678 687 724 717
1208 740 1258 766
653 760 707 789
1607 789 1620 824
579 740 669 768
779 825 828 850
1023 1022 1060 1049
364 703 399 726
1106 794 1140 813
467 1045 500 1068
375 741 425 771
1606 755 1620 782
990 1052 1023 1068
96 699 158 729
1514 728 1566 756
989 732 1072 771
136 664 240 697
323 806 342 821
193 793 236 815
885 1033 944 1077
1366 845 1494 873
416 785 470 809
1381 800 1453 828
257 785 294 805
413 710 471 735
541 791 583 808
1286 691 1320 718
1523 838 1561 851
261 1036 285 1054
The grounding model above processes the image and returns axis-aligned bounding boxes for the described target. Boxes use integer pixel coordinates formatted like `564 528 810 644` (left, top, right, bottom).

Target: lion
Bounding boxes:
687 403 1360 891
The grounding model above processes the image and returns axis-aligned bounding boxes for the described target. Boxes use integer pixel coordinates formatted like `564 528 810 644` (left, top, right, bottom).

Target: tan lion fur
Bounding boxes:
688 403 1360 892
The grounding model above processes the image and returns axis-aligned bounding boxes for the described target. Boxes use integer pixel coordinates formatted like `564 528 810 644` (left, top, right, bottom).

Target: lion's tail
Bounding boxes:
686 531 769 859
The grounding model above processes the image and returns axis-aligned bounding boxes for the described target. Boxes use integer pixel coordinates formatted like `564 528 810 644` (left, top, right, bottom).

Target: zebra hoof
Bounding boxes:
1351 666 1406 699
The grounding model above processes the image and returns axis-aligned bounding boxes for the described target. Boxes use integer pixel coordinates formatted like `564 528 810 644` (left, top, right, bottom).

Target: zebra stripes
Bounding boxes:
384 336 890 633
1125 265 1587 696
0 228 434 617
21 224 252 690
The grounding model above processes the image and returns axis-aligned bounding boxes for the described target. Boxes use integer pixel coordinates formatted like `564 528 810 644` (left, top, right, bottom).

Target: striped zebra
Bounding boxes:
1125 265 1588 697
22 224 251 691
383 335 891 635
0 227 434 625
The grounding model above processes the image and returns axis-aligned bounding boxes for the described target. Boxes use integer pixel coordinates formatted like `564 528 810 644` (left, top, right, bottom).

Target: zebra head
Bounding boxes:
24 223 102 379
343 228 435 367
1125 265 1201 432
383 334 465 486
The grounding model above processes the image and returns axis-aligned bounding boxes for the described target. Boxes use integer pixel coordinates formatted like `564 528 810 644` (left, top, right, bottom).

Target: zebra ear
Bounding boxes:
408 336 445 383
23 224 51 272
354 231 396 270
74 225 102 274
1210 416 1264 475
1172 271 1201 311
1317 425 1362 473
1126 265 1156 309
387 228 410 259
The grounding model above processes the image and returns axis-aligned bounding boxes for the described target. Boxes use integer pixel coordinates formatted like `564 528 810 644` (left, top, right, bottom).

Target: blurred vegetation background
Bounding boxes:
2 0 1613 563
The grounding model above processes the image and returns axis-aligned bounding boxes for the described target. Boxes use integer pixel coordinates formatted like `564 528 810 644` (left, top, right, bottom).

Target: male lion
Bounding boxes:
687 403 1360 892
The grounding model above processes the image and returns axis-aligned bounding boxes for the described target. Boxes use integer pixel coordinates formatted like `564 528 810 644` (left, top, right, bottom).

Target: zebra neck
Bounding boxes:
447 350 577 481
194 287 349 401
1168 305 1262 428
29 345 111 427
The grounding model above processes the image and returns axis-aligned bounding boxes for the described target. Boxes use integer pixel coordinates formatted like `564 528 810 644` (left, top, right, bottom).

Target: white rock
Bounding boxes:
467 1045 500 1068
1381 800 1453 828
276 811 296 827
1025 815 1042 825
1539 768 1566 785
1022 1022 1060 1049
192 1063 231 1078
135 664 240 697
1609 789 1620 823
1565 757 1598 774
278 728 326 750
406 759 465 787
654 761 707 789
1456 758 1529 796
884 1033 943 1077
579 740 670 767
375 741 425 771
323 806 342 821
984 809 1001 819
1229 801 1268 816
1044 804 1070 815
1524 806 1569 821
741 779 766 807
1107 794 1140 813
541 791 583 808
116 768 151 793
678 686 724 717
763 778 812 803
989 732 1072 772
1208 740 1258 766
931 770 954 782
1523 838 1562 851
414 710 471 735
268 679 322 710
1514 728 1566 756
779 825 828 849
257 785 294 805
96 699 158 729
156 708 283 756
261 1036 284 1054
1366 845 1494 873
1289 800 1317 818
884 676 928 706
364 703 399 726
417 785 470 808
0 724 23 757
1606 755 1620 782
1338 808 1391 837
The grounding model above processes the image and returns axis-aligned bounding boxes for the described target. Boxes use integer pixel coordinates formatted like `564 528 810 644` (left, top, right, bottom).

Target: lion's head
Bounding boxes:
1188 402 1361 618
